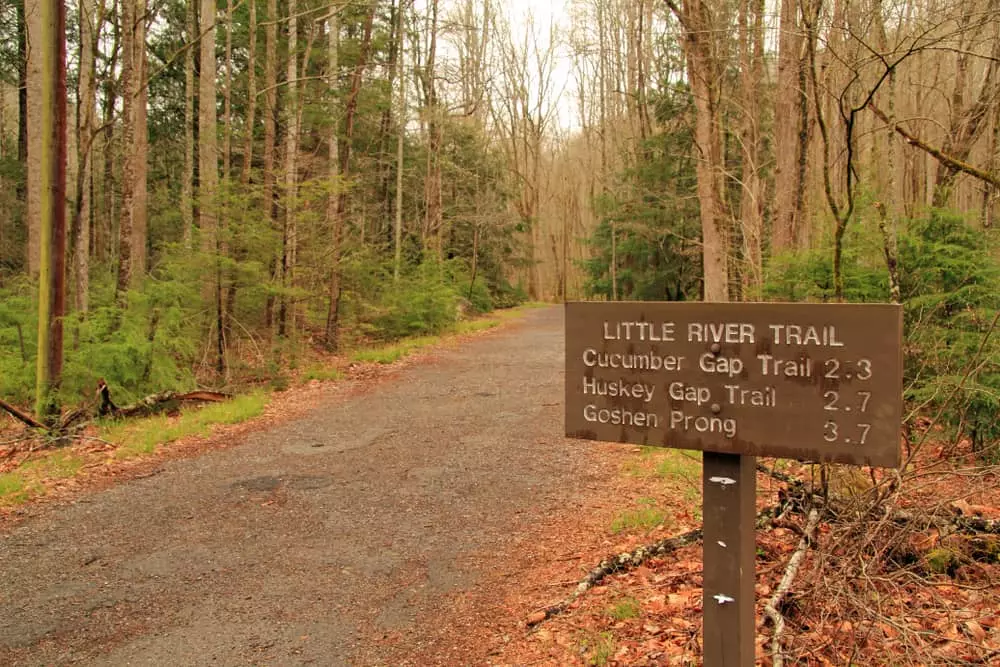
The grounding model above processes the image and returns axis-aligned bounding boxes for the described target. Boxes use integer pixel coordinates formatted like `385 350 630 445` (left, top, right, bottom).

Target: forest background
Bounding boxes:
1 0 999 451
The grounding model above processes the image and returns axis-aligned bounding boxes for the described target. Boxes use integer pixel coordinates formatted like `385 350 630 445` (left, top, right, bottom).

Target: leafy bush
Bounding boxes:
0 279 37 405
899 213 1000 454
765 211 1000 454
368 262 461 340
0 252 202 410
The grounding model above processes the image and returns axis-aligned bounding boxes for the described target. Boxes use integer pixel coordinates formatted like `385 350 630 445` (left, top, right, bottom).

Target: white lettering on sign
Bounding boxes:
669 411 737 438
583 377 655 403
687 322 756 344
582 348 685 371
603 321 677 342
584 404 660 428
756 354 813 377
724 384 775 407
699 353 744 378
768 324 844 346
668 382 711 406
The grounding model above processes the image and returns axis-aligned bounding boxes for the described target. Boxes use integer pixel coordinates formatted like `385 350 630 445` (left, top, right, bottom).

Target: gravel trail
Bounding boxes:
0 306 605 666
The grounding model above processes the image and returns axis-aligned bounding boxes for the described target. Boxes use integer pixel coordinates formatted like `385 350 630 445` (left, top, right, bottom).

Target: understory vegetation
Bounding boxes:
0 252 523 410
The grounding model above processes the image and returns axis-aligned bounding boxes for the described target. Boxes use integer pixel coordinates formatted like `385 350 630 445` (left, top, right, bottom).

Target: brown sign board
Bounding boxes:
565 302 903 467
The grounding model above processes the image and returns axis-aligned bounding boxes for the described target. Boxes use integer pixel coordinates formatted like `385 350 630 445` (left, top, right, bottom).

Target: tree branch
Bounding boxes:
765 507 822 667
868 103 1000 190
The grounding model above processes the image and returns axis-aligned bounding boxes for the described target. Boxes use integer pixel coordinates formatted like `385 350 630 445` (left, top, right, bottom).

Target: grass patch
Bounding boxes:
579 631 616 666
624 447 701 482
349 336 438 364
102 391 269 459
300 364 344 383
611 497 667 534
1 452 87 506
656 450 701 480
608 597 641 621
21 452 85 479
456 317 500 334
0 471 37 506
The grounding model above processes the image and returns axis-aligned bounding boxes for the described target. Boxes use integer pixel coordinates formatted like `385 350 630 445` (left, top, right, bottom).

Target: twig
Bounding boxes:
528 527 704 626
530 503 790 627
764 507 822 667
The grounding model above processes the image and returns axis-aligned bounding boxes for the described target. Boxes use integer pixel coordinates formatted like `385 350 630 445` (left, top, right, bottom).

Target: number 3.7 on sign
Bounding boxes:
824 421 872 445
823 382 873 445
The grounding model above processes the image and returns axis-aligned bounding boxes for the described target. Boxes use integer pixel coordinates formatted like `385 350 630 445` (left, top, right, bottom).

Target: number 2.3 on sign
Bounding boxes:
824 358 872 380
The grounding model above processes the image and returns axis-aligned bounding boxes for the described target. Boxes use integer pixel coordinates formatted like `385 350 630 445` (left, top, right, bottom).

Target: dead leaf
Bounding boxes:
965 620 987 642
526 611 546 625
952 499 974 515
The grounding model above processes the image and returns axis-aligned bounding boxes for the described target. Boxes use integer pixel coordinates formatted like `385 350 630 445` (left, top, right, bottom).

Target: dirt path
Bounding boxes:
0 306 624 666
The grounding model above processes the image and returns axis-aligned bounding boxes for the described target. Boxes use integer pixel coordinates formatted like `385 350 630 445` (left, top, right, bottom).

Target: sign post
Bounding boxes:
565 302 903 665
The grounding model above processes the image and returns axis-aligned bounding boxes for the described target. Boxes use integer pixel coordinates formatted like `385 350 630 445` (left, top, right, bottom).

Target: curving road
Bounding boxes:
0 306 603 666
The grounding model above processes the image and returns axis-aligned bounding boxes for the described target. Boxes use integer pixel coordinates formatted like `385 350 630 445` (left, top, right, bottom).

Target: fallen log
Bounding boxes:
96 380 230 419
0 398 46 429
117 390 231 418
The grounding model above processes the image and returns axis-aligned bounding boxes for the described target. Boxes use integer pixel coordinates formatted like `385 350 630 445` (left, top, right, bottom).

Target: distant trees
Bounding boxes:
0 0 533 410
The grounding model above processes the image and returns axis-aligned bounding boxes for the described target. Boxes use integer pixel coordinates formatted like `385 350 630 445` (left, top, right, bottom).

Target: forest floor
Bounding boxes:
2 305 999 665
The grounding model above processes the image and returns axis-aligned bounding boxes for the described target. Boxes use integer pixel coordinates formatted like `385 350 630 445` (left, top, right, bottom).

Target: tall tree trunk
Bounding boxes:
30 0 67 420
377 0 400 240
324 4 376 349
738 0 765 297
597 0 613 299
25 0 43 277
241 0 257 186
99 7 119 265
14 0 28 273
116 0 136 297
74 0 98 313
115 0 148 293
182 0 195 247
667 0 729 301
393 0 406 281
132 0 147 279
323 10 340 348
223 0 234 179
199 0 221 370
278 0 298 339
423 0 443 258
262 0 277 329
772 0 805 251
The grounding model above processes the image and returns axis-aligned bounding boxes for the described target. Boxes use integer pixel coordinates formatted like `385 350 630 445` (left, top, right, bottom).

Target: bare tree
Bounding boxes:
772 0 809 252
73 0 99 312
488 10 561 300
664 0 731 301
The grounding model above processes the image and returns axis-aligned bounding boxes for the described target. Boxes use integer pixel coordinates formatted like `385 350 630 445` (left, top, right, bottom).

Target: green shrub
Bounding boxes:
765 210 1000 454
368 262 461 340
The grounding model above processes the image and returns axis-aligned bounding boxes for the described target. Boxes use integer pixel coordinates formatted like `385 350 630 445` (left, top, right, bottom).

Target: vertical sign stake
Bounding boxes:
703 452 756 666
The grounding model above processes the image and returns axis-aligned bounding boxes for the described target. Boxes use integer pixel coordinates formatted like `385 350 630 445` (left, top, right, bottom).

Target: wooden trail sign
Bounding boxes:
565 301 903 665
